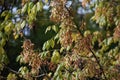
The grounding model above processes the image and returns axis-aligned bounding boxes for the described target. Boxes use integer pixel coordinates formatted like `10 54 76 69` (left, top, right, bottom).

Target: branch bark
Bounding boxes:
89 48 107 80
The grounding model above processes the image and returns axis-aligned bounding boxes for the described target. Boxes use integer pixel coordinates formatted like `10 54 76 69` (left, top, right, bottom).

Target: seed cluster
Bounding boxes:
50 0 69 22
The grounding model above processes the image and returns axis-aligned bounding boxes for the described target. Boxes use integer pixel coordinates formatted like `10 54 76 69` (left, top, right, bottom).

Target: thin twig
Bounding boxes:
2 63 47 79
0 76 7 79
4 66 19 75
33 73 46 78
89 48 107 80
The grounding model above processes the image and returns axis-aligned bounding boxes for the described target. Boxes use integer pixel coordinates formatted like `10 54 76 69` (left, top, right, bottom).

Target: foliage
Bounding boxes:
0 0 120 80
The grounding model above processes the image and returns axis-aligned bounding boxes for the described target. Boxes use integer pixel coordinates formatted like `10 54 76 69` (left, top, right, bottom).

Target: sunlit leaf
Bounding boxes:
16 55 22 62
1 10 9 17
4 22 14 35
51 50 60 64
53 63 64 79
32 5 37 15
21 3 28 13
28 2 34 14
52 25 58 33
50 39 55 48
0 46 5 54
21 20 26 29
54 33 59 40
5 13 11 20
42 41 50 50
40 51 50 59
45 26 51 34
60 47 64 53
37 1 43 11
14 34 19 40
7 73 17 80
19 66 29 75
0 38 6 47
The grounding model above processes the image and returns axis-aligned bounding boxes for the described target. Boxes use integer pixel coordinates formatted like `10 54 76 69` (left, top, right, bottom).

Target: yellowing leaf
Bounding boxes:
0 46 5 54
71 33 80 42
5 13 11 20
7 73 17 80
28 2 34 14
4 22 13 35
50 39 55 48
0 38 6 47
32 5 37 15
84 30 91 37
1 10 8 17
21 3 28 13
60 47 64 53
4 25 10 33
45 0 48 4
18 67 29 75
37 1 43 11
51 50 60 64
14 34 19 40
21 20 26 29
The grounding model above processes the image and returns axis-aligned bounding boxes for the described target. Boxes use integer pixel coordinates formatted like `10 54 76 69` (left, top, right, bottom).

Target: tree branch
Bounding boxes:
3 63 19 75
33 73 46 78
2 63 48 79
89 48 107 80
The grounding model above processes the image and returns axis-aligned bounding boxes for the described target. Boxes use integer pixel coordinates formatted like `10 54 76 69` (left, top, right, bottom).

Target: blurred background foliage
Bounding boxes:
0 0 120 80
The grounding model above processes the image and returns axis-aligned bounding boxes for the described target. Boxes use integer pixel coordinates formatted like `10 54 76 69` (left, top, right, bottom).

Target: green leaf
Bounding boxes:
67 73 72 80
60 47 64 53
42 41 50 50
21 3 28 13
53 63 64 79
4 24 11 33
21 20 26 29
50 39 55 48
0 46 5 54
1 10 9 17
0 63 4 71
32 5 37 15
7 73 17 80
0 46 8 64
44 0 48 4
40 51 50 59
39 1 43 11
84 30 91 37
0 38 6 47
16 9 21 14
52 25 58 33
19 66 29 75
45 26 51 34
51 50 60 64
14 34 19 40
5 13 11 20
37 1 43 11
66 46 71 51
4 22 14 35
16 55 22 62
28 2 34 14
0 31 3 38
54 33 59 40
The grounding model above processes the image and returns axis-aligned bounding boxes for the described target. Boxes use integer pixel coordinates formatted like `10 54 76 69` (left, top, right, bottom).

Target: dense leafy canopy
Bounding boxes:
0 0 120 80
